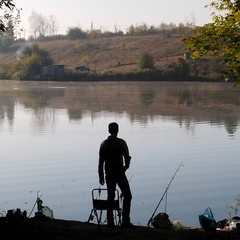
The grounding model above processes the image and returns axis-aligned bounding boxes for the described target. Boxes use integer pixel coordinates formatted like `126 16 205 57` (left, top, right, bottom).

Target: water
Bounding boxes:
0 80 240 227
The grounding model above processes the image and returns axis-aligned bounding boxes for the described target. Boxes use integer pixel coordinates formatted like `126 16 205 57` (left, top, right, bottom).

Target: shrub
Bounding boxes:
67 27 87 40
138 52 155 70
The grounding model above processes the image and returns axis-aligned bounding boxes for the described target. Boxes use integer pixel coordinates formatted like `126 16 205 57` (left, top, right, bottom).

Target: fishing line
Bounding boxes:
147 161 184 226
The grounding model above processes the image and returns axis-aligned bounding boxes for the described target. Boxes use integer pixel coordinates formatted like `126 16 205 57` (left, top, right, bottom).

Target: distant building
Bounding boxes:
41 65 65 79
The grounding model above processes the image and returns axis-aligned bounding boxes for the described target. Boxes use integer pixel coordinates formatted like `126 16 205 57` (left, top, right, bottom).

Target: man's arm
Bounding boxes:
98 144 105 185
98 159 105 185
122 140 131 171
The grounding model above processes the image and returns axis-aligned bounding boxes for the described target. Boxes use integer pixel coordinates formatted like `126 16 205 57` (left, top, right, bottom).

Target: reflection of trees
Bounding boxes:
32 108 56 130
224 118 238 136
0 94 15 128
19 88 65 109
68 109 83 120
1 81 240 136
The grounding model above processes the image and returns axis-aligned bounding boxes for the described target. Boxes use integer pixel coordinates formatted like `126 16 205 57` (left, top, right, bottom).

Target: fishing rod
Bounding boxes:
147 161 183 226
28 192 43 218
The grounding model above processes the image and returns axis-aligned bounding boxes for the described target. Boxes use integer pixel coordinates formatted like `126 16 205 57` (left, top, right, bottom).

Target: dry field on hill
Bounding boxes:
0 34 186 74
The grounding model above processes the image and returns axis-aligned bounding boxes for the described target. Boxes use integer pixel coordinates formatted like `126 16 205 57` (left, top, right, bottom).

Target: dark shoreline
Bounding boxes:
16 70 231 83
1 217 240 240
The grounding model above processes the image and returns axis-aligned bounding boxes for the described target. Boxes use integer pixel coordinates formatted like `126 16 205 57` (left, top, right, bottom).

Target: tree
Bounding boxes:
183 0 240 85
174 59 191 77
20 44 53 65
14 53 42 80
0 18 14 52
138 52 155 70
8 44 53 80
49 14 58 35
29 11 49 39
0 0 20 33
67 27 87 40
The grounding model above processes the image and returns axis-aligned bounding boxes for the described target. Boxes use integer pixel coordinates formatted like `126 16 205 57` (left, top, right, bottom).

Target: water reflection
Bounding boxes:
0 81 240 136
0 93 15 127
1 81 240 226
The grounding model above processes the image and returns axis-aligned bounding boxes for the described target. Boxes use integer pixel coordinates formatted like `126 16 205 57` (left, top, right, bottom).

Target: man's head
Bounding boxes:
108 122 119 135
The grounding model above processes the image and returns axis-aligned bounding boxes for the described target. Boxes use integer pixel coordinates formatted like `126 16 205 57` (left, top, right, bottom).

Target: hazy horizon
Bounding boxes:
16 0 213 38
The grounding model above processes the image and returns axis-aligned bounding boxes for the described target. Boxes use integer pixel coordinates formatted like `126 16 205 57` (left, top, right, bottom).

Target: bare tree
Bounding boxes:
28 10 39 38
48 14 58 35
38 13 49 36
29 10 49 38
29 11 59 38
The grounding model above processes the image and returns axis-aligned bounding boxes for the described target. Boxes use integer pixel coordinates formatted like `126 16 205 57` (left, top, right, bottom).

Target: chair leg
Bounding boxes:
87 209 94 223
93 209 103 230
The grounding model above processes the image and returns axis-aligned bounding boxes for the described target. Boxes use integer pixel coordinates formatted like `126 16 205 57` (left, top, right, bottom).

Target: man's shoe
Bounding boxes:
121 222 137 229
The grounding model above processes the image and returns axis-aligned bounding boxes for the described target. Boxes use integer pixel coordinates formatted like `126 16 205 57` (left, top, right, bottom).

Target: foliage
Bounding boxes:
13 53 42 80
174 59 191 77
127 24 149 35
0 44 53 80
81 55 90 67
182 0 240 85
126 22 191 37
138 52 155 70
0 61 17 79
20 44 53 65
0 18 15 52
67 27 87 40
0 0 21 33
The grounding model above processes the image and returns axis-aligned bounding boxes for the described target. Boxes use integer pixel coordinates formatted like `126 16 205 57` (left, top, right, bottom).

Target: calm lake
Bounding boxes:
0 80 240 227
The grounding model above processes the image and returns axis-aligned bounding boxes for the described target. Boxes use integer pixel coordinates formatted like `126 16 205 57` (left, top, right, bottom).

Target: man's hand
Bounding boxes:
99 177 105 185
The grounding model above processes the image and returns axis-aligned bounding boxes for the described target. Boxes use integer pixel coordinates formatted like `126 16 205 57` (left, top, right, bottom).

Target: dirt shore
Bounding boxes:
1 217 240 240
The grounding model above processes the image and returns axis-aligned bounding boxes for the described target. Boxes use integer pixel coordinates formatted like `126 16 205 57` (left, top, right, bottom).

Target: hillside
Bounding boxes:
0 34 186 74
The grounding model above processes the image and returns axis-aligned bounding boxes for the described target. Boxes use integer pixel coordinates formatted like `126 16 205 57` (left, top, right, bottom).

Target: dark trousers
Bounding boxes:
106 173 132 224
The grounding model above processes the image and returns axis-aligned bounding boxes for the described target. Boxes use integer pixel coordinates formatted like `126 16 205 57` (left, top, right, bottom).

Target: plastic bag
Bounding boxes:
199 207 217 231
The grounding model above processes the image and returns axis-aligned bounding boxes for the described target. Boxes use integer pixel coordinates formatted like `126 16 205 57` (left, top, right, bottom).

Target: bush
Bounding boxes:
67 27 87 40
14 53 42 80
138 52 155 70
20 44 53 65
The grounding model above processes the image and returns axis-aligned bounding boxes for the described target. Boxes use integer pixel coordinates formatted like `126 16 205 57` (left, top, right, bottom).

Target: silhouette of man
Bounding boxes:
98 122 135 228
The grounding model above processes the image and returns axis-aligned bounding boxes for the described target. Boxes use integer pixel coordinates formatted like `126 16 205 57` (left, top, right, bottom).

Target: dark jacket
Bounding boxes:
98 135 131 179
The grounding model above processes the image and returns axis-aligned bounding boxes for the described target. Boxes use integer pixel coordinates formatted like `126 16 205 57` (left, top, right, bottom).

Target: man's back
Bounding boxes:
99 136 126 174
98 122 136 228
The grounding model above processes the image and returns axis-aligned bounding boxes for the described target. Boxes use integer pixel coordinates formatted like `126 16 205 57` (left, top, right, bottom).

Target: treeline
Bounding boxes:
24 10 194 40
0 15 195 48
0 9 194 51
29 22 193 41
0 22 193 52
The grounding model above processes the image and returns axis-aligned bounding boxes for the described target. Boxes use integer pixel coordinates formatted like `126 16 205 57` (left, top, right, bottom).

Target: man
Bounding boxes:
98 122 135 229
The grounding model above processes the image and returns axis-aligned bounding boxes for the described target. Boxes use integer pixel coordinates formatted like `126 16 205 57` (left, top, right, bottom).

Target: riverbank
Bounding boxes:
1 217 239 240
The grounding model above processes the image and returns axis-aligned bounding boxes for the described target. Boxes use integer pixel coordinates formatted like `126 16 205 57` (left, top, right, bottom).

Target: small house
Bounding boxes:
41 65 65 79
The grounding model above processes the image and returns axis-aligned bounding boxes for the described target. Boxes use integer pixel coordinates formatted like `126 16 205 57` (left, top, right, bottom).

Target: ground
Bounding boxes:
1 217 240 240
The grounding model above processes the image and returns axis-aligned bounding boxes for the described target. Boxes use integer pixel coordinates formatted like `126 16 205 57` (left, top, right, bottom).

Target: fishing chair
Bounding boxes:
88 188 122 231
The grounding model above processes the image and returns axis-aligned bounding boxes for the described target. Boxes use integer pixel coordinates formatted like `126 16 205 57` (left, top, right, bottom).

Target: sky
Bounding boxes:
15 0 214 38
